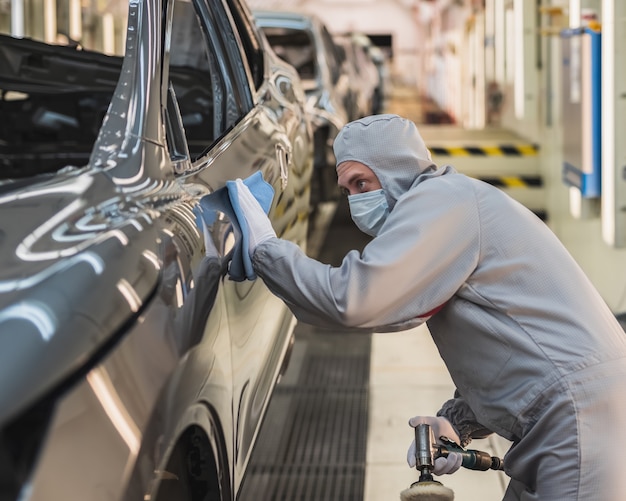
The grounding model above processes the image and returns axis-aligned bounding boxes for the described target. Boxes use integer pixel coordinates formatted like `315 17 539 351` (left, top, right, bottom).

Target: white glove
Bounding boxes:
433 451 463 475
406 415 463 475
234 179 276 256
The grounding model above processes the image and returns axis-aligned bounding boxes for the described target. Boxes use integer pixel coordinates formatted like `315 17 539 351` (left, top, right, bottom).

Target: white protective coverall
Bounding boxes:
250 114 626 500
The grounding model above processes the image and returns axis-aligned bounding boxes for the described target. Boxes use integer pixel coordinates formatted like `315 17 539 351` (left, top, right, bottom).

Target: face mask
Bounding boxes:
348 189 390 236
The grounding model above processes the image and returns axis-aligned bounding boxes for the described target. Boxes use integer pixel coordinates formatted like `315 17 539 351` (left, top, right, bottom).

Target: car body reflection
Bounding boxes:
254 9 350 208
0 0 313 499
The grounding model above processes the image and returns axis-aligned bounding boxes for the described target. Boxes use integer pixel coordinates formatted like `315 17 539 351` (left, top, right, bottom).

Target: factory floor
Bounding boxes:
364 328 511 501
238 86 550 501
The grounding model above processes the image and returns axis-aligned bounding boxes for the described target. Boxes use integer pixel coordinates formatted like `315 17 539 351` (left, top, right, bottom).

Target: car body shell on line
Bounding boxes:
0 0 313 499
254 9 350 207
334 32 383 119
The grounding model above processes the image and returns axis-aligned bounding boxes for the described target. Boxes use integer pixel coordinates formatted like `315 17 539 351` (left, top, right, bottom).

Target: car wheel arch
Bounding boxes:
151 403 233 501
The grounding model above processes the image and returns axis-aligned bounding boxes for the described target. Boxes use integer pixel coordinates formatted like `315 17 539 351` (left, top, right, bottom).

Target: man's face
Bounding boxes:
336 161 382 196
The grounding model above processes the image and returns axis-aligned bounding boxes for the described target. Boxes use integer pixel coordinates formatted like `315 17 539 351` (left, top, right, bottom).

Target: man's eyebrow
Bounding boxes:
345 171 363 186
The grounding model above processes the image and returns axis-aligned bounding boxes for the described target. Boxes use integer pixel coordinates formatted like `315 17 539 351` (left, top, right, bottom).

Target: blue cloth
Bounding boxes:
197 171 274 281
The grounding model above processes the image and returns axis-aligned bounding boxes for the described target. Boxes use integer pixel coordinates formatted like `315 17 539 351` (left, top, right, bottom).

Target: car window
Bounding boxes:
0 36 122 180
0 0 253 179
320 25 341 85
0 0 129 181
169 0 226 159
226 0 264 91
167 0 254 162
259 27 316 81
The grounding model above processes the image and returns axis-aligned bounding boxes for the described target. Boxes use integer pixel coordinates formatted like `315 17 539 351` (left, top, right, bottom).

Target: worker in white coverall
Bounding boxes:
231 114 626 500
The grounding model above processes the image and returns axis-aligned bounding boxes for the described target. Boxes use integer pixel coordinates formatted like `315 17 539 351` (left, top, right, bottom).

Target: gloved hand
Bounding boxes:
233 178 276 257
406 415 463 475
431 449 463 475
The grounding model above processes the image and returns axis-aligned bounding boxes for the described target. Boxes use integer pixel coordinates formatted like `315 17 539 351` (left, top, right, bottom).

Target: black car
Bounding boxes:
0 0 313 499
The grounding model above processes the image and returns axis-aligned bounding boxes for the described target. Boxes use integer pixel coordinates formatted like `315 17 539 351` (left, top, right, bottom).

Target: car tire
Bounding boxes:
153 424 228 501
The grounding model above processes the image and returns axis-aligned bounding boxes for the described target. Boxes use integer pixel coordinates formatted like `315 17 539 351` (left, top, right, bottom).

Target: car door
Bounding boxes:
166 0 310 491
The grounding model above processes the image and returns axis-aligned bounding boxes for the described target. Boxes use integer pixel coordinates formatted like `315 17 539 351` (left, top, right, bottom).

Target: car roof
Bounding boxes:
253 9 318 30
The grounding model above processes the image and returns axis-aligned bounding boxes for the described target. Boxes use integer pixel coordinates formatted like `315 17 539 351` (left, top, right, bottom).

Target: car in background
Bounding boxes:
253 10 349 208
334 32 382 119
365 42 390 113
352 33 388 115
0 0 313 499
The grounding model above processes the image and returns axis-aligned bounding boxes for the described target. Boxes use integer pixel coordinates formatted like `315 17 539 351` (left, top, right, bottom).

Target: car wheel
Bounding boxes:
153 425 226 501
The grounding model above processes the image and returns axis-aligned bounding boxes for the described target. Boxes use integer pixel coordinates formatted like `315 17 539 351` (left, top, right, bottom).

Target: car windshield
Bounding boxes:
0 0 130 181
0 38 122 180
0 0 220 181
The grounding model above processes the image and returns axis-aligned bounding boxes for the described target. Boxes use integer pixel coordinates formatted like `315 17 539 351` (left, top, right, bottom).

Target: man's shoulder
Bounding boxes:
410 168 478 193
397 171 477 209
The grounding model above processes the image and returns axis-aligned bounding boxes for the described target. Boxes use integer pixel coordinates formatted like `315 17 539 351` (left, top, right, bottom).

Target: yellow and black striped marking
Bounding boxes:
478 175 543 188
475 175 547 221
430 144 539 157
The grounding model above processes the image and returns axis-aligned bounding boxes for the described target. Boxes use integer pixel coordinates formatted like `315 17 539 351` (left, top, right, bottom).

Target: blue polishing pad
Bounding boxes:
197 171 274 281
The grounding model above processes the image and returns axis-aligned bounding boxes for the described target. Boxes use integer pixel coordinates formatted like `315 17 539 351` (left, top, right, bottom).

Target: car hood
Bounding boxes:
0 168 162 424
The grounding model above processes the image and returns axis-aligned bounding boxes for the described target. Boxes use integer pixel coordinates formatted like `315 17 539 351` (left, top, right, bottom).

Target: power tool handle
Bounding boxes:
437 440 504 471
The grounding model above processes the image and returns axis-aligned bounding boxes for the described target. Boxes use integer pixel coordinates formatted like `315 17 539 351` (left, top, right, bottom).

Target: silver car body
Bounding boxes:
0 0 312 499
253 10 349 206
334 33 382 119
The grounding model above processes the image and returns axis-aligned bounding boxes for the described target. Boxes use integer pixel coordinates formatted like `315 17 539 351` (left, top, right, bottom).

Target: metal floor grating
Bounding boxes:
238 329 371 501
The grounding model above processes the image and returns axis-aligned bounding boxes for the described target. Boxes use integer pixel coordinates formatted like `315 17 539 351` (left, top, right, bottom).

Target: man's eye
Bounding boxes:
357 180 367 191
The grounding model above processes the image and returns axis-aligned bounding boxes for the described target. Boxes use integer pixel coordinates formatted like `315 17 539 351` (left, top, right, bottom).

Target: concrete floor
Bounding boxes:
365 328 511 501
